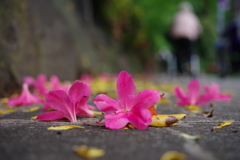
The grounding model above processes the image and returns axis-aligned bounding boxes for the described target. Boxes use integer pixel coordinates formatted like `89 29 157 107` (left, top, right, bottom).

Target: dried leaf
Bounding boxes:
185 105 202 113
181 133 202 140
213 120 232 129
0 109 16 114
22 107 40 112
83 121 105 127
203 109 214 117
123 124 135 129
47 125 84 130
31 116 37 119
74 145 105 159
160 151 186 160
150 114 186 127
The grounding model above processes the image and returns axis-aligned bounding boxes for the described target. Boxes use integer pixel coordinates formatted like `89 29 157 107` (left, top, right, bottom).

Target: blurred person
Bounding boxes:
170 1 202 75
222 13 240 74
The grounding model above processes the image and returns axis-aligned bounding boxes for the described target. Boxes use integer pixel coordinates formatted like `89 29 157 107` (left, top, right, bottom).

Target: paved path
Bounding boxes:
1 74 240 160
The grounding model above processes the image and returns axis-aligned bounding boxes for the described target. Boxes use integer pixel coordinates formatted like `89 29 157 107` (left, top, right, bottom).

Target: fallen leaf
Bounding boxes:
180 133 202 140
74 145 105 159
203 109 214 117
209 103 214 107
47 125 84 130
158 98 171 104
22 107 40 112
160 151 186 160
232 130 238 133
83 121 105 127
150 114 186 127
185 105 202 113
31 116 37 119
0 109 16 114
0 98 9 104
213 120 232 129
90 110 103 117
123 124 135 129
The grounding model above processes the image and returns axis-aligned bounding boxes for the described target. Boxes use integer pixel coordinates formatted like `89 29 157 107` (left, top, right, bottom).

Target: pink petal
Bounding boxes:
117 71 136 107
211 83 220 94
68 81 90 104
7 83 44 106
187 79 201 104
86 104 95 110
131 89 160 110
196 93 212 105
37 111 66 121
174 86 187 100
45 90 76 122
76 105 94 117
128 108 152 130
42 104 53 110
176 100 191 106
23 76 35 86
50 75 60 90
215 94 232 101
94 94 121 113
104 112 129 129
35 74 48 95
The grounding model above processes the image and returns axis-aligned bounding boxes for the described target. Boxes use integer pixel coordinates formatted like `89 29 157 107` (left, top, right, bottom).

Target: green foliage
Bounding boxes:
100 0 217 72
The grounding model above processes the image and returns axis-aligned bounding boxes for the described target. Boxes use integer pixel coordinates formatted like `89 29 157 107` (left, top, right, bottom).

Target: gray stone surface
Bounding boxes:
1 75 240 160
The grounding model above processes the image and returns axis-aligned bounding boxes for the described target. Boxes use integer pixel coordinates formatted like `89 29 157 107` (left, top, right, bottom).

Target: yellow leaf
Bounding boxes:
150 114 186 127
160 151 186 160
214 120 232 129
22 107 40 112
0 98 9 104
185 105 202 113
157 98 171 104
181 133 202 140
74 145 105 159
47 125 84 130
0 109 16 114
31 116 37 119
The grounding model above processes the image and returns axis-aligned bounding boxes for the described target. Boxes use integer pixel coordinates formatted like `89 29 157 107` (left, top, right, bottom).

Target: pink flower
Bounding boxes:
80 73 93 84
50 75 71 92
204 83 231 102
174 79 212 106
37 81 94 122
7 83 44 106
93 71 160 130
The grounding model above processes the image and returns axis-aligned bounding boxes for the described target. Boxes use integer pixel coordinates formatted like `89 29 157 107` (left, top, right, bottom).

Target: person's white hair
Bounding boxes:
179 1 193 12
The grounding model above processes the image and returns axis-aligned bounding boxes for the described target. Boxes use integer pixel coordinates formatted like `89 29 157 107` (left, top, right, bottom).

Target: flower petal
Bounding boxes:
174 86 187 100
46 90 72 112
196 93 212 105
131 89 160 110
128 109 152 130
36 111 66 121
68 81 90 104
23 76 35 86
76 105 94 117
116 71 136 107
104 112 129 129
215 94 232 101
45 90 76 122
94 94 121 113
187 79 201 104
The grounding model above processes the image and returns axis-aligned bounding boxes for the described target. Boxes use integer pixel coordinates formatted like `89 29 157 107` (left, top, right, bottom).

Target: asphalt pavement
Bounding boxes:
1 74 240 160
